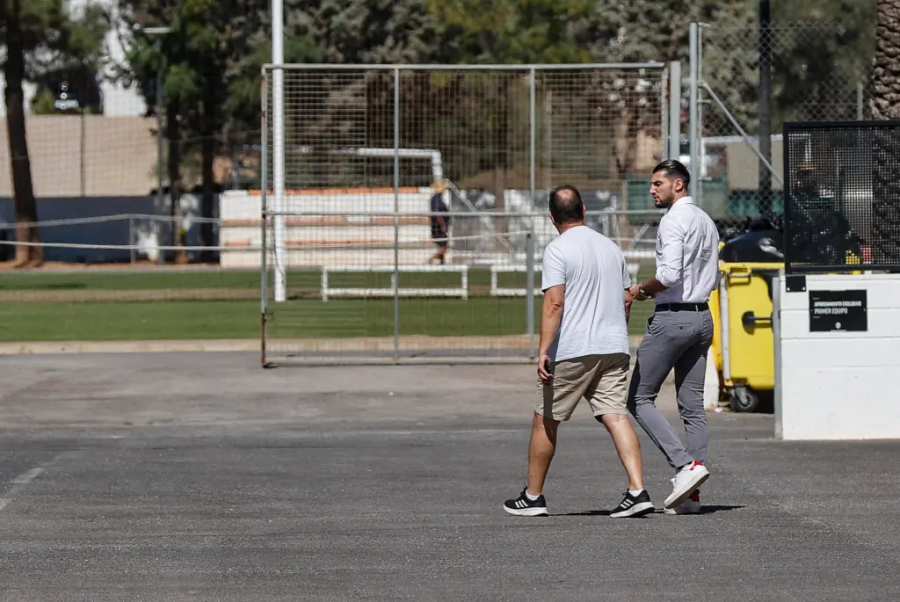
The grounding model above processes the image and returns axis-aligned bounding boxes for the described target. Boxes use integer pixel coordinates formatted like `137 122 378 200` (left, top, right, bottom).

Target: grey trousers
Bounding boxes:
627 308 715 470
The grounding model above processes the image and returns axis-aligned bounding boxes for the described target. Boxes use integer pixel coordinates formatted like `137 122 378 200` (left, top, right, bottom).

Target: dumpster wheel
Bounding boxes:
730 386 760 413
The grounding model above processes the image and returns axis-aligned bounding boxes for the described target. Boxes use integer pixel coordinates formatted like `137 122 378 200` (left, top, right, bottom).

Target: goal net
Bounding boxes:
259 63 666 365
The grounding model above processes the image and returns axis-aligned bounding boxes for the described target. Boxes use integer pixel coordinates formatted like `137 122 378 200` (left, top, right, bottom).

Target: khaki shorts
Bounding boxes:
536 353 630 421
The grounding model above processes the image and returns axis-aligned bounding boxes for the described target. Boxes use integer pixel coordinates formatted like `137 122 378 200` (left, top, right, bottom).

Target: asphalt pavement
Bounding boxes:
0 352 897 601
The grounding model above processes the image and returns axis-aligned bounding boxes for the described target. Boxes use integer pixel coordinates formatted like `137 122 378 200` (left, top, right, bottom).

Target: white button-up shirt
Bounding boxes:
653 197 720 304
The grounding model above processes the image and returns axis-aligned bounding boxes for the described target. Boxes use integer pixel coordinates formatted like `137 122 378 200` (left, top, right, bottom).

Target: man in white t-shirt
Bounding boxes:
503 185 654 519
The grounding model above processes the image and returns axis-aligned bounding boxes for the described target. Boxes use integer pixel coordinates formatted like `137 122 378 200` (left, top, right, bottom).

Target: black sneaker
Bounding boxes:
503 488 549 516
609 490 655 518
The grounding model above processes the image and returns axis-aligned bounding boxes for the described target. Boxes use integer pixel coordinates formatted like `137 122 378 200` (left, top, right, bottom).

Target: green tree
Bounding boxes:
0 0 108 267
113 0 188 261
116 0 328 262
768 1 876 127
425 0 593 216
242 1 443 191
117 0 253 261
586 0 756 137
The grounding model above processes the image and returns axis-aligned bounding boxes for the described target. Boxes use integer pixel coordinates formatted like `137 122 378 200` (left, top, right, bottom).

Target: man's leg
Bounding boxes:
627 313 695 470
600 414 643 491
527 358 587 494
587 354 644 490
589 353 654 518
504 359 585 516
673 311 715 465
527 412 560 495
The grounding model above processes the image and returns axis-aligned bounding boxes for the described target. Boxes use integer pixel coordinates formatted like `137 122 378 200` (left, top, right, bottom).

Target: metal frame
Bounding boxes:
772 270 783 439
259 61 671 366
782 119 900 274
262 63 666 71
689 24 700 199
260 73 269 367
668 61 681 160
688 21 785 202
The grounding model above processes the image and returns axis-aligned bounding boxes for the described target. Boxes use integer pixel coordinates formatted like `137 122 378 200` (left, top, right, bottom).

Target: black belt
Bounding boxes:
655 302 709 312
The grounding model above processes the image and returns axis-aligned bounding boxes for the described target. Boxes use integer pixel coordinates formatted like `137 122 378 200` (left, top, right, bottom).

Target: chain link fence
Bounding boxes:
693 22 875 237
260 64 668 365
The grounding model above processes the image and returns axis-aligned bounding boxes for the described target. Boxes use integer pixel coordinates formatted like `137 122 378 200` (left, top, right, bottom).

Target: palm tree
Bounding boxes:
869 0 900 265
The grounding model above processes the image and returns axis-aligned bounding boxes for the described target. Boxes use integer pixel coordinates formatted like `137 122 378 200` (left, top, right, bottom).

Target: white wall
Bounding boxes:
219 189 439 268
775 272 900 440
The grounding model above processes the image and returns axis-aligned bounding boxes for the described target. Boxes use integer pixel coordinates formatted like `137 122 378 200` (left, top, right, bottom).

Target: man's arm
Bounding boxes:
624 287 633 323
631 217 684 300
633 276 667 299
538 285 564 383
537 244 566 382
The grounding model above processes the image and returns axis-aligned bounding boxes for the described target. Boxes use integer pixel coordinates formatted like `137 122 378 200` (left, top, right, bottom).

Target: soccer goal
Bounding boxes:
259 61 670 365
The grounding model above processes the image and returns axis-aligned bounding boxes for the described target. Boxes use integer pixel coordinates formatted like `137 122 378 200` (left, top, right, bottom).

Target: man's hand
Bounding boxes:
538 353 553 384
632 277 668 300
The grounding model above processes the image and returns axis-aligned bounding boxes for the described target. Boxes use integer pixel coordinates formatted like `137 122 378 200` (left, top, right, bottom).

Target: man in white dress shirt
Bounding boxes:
627 160 720 514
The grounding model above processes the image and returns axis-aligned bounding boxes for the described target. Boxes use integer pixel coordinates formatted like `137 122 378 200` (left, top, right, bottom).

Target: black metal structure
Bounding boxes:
783 120 900 273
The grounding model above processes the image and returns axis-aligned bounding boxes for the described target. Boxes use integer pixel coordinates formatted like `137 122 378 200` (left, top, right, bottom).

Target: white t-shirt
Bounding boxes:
541 225 631 362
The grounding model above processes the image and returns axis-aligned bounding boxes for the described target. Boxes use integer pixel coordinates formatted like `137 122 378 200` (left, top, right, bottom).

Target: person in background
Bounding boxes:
428 180 450 265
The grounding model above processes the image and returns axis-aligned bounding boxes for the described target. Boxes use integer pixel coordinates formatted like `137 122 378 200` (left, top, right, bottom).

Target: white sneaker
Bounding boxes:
664 462 709 509
664 482 702 515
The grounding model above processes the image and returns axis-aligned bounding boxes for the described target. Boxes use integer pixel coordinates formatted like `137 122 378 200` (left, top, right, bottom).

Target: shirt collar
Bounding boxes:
669 196 695 211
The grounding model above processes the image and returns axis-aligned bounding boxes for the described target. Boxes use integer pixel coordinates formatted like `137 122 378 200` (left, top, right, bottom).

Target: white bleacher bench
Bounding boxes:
489 262 641 297
321 265 468 301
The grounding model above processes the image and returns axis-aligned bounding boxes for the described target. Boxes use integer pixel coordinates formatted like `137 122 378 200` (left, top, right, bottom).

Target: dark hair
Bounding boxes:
652 159 691 188
549 185 584 225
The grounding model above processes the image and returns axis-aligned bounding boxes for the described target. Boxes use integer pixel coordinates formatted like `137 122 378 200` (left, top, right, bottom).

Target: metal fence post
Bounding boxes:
260 69 269 366
530 67 536 207
526 230 535 360
669 61 682 160
758 0 773 218
661 63 669 161
689 23 700 200
393 66 401 362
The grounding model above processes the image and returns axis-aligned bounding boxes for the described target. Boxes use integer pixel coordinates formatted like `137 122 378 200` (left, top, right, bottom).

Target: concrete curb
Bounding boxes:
0 335 650 357
0 336 675 385
0 340 261 355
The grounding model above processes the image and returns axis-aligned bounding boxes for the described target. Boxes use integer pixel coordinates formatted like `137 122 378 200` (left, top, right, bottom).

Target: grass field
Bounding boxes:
0 266 656 342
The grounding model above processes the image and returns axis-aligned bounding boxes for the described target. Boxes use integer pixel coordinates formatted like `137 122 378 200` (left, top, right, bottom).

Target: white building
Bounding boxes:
0 0 147 117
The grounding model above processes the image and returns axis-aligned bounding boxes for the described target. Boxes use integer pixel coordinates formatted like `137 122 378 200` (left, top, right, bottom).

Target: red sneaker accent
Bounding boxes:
689 490 701 503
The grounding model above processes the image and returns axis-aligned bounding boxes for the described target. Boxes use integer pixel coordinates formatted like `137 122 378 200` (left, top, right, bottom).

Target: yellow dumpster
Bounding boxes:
708 207 865 412
715 262 782 412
